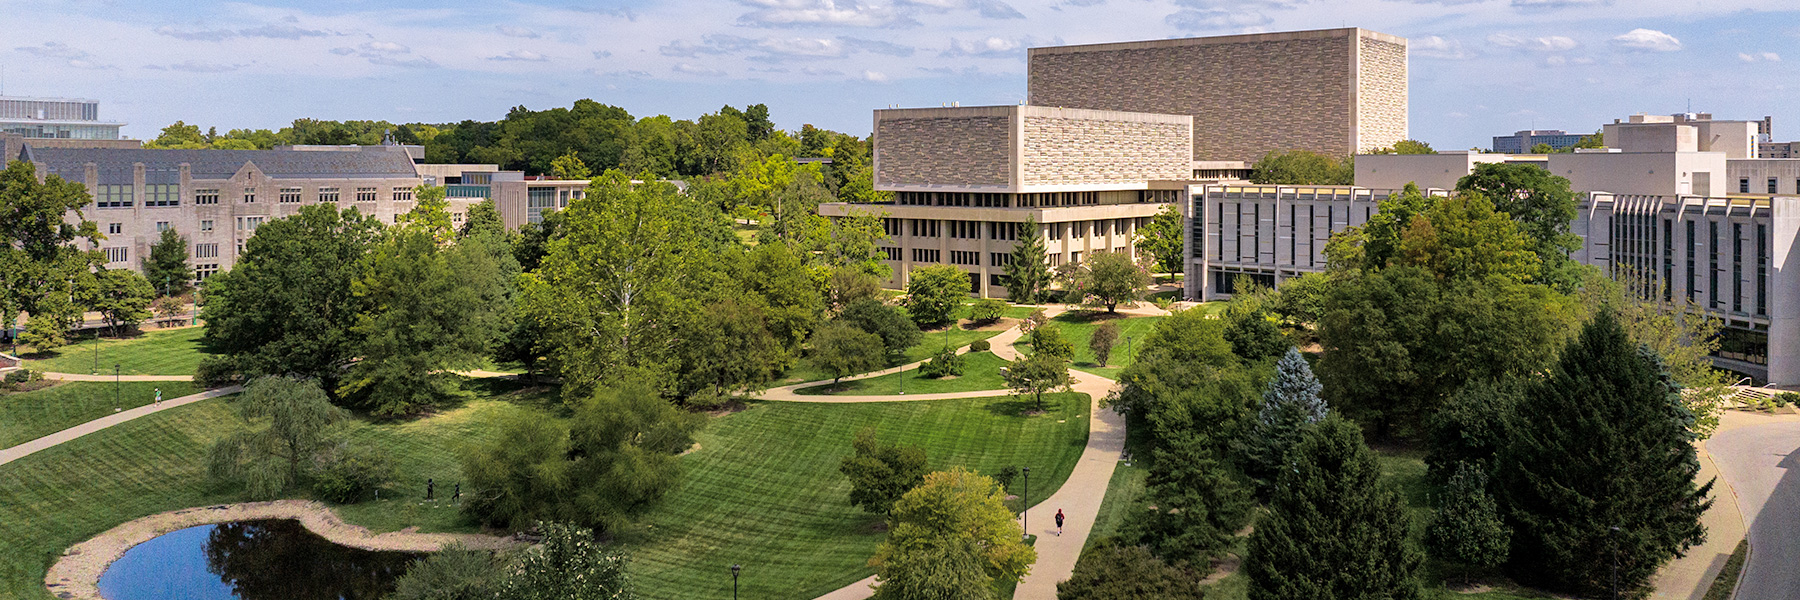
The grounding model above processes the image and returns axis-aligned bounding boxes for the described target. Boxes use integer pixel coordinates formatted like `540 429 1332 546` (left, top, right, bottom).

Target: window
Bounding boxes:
1709 220 1719 308
950 250 979 265
909 219 939 237
107 222 122 235
1734 222 1743 313
989 273 1007 287
356 187 377 202
987 221 1017 241
452 212 465 224
883 218 903 237
527 187 557 224
879 247 901 261
96 184 134 208
195 264 220 281
1686 220 1695 303
237 216 263 231
911 248 940 263
146 184 179 207
279 188 303 203
559 189 571 208
200 220 214 232
1071 251 1082 264
1740 178 1751 193
1662 218 1672 302
194 243 219 259
318 187 340 203
194 189 220 205
1758 223 1768 316
103 247 128 263
949 221 979 239
155 221 171 232
242 188 256 203
1770 178 1780 194
392 187 414 202
990 253 1012 267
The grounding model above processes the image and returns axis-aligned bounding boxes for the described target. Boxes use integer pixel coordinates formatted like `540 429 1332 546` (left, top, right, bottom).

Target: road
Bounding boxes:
1706 415 1800 599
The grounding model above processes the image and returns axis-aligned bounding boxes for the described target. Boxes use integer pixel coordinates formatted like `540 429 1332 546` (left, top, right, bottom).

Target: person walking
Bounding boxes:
154 388 162 406
1055 509 1065 536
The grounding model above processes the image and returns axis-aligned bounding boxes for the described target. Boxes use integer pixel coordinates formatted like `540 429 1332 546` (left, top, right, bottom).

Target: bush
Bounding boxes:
969 298 1006 324
1153 296 1175 311
1775 392 1799 408
4 369 40 384
969 339 991 353
918 349 966 378
194 355 243 388
311 437 396 504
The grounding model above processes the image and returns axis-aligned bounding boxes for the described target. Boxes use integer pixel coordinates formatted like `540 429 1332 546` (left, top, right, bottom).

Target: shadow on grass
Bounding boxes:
983 397 1056 417
460 376 562 412
1051 310 1132 325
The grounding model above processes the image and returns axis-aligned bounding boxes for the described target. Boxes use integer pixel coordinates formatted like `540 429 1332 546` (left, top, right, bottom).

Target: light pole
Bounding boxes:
114 364 121 411
1610 526 1621 600
1021 466 1031 541
731 564 741 600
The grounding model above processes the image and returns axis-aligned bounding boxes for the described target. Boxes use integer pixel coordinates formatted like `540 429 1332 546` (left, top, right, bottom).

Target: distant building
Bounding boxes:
1491 129 1586 153
0 96 126 140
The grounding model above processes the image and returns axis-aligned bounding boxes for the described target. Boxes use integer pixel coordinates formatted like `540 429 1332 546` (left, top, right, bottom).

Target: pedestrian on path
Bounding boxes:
1055 509 1064 536
154 388 162 406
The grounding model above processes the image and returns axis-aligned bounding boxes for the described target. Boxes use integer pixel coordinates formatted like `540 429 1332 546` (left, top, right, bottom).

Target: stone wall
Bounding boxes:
875 114 1012 188
1020 114 1191 186
1356 37 1409 154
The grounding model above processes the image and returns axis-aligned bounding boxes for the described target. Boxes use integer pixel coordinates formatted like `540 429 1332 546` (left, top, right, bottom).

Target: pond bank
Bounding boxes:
45 499 520 600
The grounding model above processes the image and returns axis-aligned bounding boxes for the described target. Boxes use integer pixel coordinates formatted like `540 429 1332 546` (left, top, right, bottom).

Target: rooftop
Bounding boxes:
23 145 420 183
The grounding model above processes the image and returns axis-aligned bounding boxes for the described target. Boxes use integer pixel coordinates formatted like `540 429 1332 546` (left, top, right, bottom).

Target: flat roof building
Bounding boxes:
0 96 126 140
1492 129 1587 153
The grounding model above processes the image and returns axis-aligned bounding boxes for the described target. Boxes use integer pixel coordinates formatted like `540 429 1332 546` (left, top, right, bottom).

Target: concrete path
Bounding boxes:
1649 431 1750 599
41 371 195 382
0 385 240 467
762 315 1038 402
1700 410 1800 599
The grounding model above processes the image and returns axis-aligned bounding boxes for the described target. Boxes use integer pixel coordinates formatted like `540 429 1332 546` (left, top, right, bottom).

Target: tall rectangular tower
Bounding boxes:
1027 28 1408 165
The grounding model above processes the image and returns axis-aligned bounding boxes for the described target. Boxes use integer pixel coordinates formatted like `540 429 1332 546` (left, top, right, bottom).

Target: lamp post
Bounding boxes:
731 564 741 600
92 340 99 375
1021 466 1031 541
114 364 121 411
1610 526 1621 600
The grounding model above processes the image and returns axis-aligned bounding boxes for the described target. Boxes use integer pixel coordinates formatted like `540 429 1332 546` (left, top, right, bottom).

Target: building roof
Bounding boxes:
22 145 419 184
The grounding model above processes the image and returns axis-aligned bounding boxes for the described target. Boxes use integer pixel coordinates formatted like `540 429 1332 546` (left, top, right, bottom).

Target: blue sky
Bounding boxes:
5 0 1797 150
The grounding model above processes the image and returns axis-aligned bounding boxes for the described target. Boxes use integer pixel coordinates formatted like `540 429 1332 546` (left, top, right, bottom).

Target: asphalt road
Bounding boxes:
1707 421 1800 599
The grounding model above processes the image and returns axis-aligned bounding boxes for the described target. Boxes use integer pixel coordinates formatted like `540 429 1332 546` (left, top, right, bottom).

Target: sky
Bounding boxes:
3 0 1798 150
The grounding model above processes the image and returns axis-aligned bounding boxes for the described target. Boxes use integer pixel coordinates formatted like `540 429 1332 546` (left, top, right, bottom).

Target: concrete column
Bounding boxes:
1769 197 1800 386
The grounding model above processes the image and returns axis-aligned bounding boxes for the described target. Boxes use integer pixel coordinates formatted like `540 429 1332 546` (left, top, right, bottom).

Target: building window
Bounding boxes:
392 187 414 202
880 247 901 261
1758 223 1768 316
1686 219 1695 303
237 216 264 231
1740 178 1750 193
987 221 1018 241
200 220 214 232
990 273 1008 287
990 253 1012 267
156 221 171 232
96 184 134 208
909 219 940 237
1071 251 1082 264
1709 220 1719 308
356 187 377 202
950 250 979 265
195 263 220 281
146 184 179 207
911 248 940 263
107 222 122 235
280 188 303 203
527 187 557 224
194 189 220 205
318 187 340 203
1733 222 1743 313
949 221 979 239
194 243 219 259
1662 218 1672 302
242 188 256 203
883 218 903 237
452 212 465 224
103 247 128 263
1770 178 1780 194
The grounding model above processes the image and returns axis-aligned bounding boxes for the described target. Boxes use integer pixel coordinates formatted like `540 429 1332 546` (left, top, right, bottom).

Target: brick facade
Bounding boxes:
873 105 1192 192
1019 114 1190 186
1356 37 1409 154
874 112 1012 188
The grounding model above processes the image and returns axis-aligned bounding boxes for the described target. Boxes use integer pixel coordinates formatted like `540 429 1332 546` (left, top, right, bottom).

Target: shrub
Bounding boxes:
969 339 991 353
918 349 966 378
1153 296 1175 311
4 369 40 384
969 299 1006 324
194 355 243 388
311 437 395 504
1775 392 1799 408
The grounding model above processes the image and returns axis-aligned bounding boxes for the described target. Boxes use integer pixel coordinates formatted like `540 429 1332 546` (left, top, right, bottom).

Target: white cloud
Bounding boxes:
497 25 540 38
362 41 410 54
488 49 550 62
593 50 613 59
735 0 915 28
152 60 243 73
941 36 1023 58
1412 35 1472 60
1511 0 1610 7
802 66 844 76
1611 28 1681 52
238 23 328 39
898 0 1024 19
1165 8 1273 31
661 34 914 61
153 26 236 42
673 63 728 77
1487 33 1578 51
16 41 90 59
1739 51 1781 62
863 69 889 82
330 41 436 68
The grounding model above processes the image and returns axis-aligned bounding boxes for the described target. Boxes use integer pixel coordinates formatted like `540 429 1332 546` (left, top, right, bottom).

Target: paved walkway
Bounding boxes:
41 372 195 382
0 385 240 467
1690 410 1800 599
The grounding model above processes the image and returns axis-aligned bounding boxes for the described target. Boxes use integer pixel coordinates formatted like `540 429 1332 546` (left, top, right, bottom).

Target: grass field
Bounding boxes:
0 381 201 448
785 323 1010 384
795 351 1009 396
20 327 216 376
1017 313 1164 380
624 392 1092 600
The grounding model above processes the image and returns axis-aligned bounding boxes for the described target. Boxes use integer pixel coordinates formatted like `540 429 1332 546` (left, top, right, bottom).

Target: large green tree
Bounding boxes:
1004 217 1051 303
676 295 785 401
202 204 384 394
1057 540 1207 600
903 264 969 327
1454 163 1581 289
0 160 101 344
839 298 921 358
142 227 194 296
1494 311 1711 596
498 522 638 600
1248 150 1353 185
1240 348 1327 494
1066 251 1152 313
1123 436 1253 570
207 377 347 499
840 427 929 516
1135 205 1185 276
870 468 1035 600
810 321 886 384
90 268 155 337
1244 416 1423 600
1002 352 1071 411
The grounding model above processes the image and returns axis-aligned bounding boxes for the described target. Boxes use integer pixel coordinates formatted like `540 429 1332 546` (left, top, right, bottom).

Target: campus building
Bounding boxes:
1491 129 1587 153
0 96 126 140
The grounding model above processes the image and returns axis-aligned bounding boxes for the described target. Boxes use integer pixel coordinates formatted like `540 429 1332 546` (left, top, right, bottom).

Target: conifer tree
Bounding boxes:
1494 310 1710 596
1426 462 1509 575
1123 437 1253 571
1005 217 1050 303
1244 416 1423 600
1240 347 1327 495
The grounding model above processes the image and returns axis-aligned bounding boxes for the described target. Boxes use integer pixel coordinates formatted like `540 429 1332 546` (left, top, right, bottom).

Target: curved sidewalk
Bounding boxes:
0 385 241 467
42 371 196 382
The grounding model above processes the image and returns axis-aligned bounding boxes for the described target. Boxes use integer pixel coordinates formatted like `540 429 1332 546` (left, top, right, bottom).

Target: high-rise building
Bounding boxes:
0 96 126 140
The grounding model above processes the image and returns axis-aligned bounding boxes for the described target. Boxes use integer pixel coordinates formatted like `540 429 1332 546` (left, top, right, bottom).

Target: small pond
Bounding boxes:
98 519 423 600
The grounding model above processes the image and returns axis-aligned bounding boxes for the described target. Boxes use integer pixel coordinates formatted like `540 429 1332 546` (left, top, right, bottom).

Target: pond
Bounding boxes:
98 519 423 600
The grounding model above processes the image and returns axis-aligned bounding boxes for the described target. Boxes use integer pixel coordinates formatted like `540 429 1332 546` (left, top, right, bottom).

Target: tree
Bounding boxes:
1424 378 1521 485
1394 192 1541 284
740 242 822 353
511 207 564 273
1332 183 1437 274
144 121 210 149
840 427 929 516
1089 321 1120 366
548 151 592 180
1493 311 1711 596
1005 217 1051 303
677 295 785 401
968 298 1006 325
810 321 886 384
1455 162 1581 289
1249 150 1353 185
826 267 883 314
1028 322 1075 360
207 377 347 499
903 264 969 327
499 522 637 600
1240 348 1327 494
389 544 505 600
201 204 383 396
1068 251 1151 313
1106 308 1238 419
1244 416 1424 600
1123 437 1253 569
1223 298 1288 363
142 227 193 296
870 468 1035 600
1058 540 1207 600
90 268 155 337
0 160 101 346
1270 271 1330 327
1577 266 1728 438
459 414 570 530
1426 462 1509 575
1002 353 1072 411
458 199 506 240
403 185 455 243
840 299 921 358
827 209 892 278
1369 140 1436 154
1135 205 1185 276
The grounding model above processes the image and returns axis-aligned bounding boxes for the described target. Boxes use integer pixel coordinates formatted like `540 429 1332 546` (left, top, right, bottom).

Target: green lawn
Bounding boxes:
785 323 1010 384
1084 459 1147 550
624 392 1092 600
1019 313 1164 379
0 381 201 448
795 351 1009 396
20 327 216 376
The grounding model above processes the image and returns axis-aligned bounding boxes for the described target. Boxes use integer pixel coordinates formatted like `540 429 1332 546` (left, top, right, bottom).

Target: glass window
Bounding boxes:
156 221 171 232
318 187 340 203
96 184 134 208
194 189 220 205
107 222 122 235
356 187 377 202
200 220 214 232
242 188 256 203
104 247 128 263
392 187 414 202
527 187 557 224
280 188 303 203
146 184 179 207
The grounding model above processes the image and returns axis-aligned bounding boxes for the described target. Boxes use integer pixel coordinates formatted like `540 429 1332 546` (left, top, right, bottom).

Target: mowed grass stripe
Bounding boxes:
627 393 1090 600
0 381 201 448
22 327 217 376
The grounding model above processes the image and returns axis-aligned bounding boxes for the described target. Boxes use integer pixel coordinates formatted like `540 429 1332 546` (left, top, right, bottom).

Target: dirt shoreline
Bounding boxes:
44 499 520 600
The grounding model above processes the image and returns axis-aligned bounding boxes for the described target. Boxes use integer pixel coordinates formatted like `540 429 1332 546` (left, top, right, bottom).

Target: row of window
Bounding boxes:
1737 177 1800 194
96 186 414 208
887 218 1137 240
894 190 1176 207
878 248 1062 268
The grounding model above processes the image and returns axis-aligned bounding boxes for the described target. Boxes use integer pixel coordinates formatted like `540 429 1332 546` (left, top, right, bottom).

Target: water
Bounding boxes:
97 519 423 600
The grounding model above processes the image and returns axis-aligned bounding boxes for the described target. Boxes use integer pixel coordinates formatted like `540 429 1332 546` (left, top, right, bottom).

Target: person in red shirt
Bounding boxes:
1055 509 1065 536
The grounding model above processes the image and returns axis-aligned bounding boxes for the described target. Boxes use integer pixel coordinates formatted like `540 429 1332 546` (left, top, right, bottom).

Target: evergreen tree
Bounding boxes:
141 227 193 296
1058 540 1206 600
1494 310 1711 596
1005 217 1050 303
1244 416 1423 600
1424 378 1521 485
1425 462 1509 574
1240 347 1327 495
1123 437 1253 570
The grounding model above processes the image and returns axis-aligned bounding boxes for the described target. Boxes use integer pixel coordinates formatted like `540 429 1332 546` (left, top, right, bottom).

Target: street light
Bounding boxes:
1021 466 1031 541
731 564 741 600
1610 526 1621 600
114 364 121 411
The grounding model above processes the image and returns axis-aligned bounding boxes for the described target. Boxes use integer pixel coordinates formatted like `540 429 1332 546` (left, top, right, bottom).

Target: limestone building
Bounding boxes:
1027 28 1409 167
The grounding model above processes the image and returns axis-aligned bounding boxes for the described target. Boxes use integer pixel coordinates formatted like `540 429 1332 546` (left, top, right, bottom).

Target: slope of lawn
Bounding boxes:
785 322 1012 384
20 327 216 376
0 381 201 448
624 392 1092 600
1018 313 1164 380
795 351 1009 396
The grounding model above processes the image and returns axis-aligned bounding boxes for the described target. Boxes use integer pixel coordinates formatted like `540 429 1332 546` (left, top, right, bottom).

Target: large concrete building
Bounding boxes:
1027 28 1409 167
0 96 126 140
1492 129 1586 153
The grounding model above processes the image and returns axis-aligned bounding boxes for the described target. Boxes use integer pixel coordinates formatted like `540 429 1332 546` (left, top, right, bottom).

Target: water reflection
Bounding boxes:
98 519 421 600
